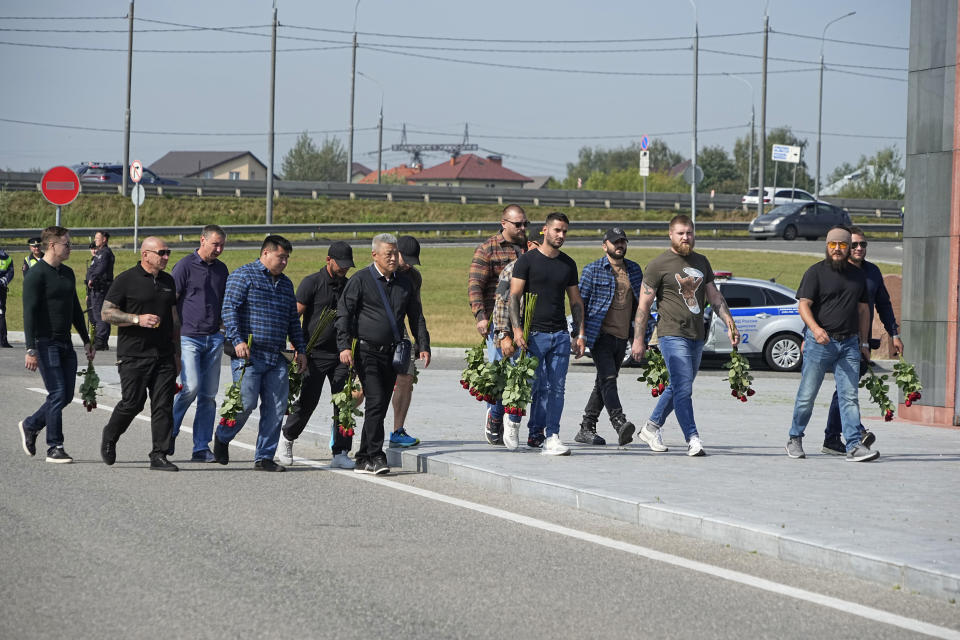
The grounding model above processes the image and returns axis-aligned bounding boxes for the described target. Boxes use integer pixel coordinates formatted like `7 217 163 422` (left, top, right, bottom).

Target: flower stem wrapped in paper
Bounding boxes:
287 307 336 414
501 293 539 417
331 338 364 438
219 334 252 427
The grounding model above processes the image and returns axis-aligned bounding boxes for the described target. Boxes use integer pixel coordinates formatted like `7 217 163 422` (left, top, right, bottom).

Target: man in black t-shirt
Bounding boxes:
278 242 355 468
509 212 585 456
99 237 181 471
786 226 878 462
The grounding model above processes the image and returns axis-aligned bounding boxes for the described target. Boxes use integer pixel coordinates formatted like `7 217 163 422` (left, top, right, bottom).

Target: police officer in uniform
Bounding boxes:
86 230 115 351
0 247 13 347
23 237 43 274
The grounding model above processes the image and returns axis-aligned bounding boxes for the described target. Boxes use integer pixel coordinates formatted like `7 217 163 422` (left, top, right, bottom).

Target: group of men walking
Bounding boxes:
15 207 899 470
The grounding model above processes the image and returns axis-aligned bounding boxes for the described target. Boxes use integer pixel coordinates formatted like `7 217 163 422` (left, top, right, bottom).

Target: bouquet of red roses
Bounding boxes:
724 348 755 402
893 356 923 406
860 365 896 422
331 339 363 437
637 346 669 398
219 334 252 427
501 293 539 417
77 360 100 412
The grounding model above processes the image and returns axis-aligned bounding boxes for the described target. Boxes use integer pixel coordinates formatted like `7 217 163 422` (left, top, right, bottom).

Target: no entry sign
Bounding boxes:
41 166 81 206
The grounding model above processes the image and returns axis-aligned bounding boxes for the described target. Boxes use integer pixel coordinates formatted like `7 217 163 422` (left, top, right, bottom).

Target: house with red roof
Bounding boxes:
408 154 532 188
358 163 422 184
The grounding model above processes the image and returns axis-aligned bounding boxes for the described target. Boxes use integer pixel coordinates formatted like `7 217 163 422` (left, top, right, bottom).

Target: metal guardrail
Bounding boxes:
0 171 904 218
0 220 901 240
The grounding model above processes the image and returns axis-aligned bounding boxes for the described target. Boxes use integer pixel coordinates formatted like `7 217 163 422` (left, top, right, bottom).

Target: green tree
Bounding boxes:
564 139 685 183
733 126 812 191
829 146 904 199
282 132 346 181
697 145 740 193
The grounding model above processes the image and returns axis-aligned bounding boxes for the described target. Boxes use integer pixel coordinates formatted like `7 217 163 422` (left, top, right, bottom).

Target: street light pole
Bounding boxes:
122 0 134 198
347 1 360 183
266 2 277 224
724 72 755 194
689 0 698 224
758 11 768 219
815 11 855 200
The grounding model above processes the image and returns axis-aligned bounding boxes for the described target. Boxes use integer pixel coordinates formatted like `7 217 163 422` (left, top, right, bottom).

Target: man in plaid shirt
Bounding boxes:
576 228 646 447
215 235 306 471
468 204 529 445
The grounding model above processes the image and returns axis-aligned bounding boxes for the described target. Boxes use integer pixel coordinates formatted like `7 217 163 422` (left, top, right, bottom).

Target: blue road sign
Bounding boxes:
641 135 649 151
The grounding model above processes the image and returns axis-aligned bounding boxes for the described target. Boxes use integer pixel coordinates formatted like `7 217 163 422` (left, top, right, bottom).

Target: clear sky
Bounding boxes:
0 0 908 185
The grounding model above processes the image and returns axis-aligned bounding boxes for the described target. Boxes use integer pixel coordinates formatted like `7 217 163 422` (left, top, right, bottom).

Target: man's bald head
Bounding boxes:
140 236 170 275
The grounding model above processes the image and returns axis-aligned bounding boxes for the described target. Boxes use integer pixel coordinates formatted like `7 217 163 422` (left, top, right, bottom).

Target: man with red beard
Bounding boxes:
786 226 877 462
630 214 739 456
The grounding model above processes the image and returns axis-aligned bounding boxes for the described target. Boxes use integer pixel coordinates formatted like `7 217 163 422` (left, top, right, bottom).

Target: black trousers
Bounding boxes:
88 289 111 346
0 285 8 343
354 345 396 462
582 332 628 424
282 353 353 454
102 355 176 457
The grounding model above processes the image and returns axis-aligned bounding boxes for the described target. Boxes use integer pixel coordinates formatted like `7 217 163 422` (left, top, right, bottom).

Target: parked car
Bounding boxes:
747 201 852 241
72 162 178 185
741 187 819 207
571 273 805 372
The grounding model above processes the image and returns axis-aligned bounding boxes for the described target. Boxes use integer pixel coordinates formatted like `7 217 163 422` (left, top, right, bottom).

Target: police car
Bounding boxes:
701 272 804 372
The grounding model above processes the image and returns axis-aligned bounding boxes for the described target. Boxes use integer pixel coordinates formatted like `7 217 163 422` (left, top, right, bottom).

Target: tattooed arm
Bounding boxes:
101 300 159 328
630 282 657 360
705 284 740 347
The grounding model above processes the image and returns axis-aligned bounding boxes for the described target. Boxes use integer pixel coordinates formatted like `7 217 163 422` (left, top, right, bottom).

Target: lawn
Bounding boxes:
4 243 900 347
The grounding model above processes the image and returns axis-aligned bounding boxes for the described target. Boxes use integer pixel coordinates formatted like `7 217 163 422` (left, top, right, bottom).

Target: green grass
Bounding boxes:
5 244 901 347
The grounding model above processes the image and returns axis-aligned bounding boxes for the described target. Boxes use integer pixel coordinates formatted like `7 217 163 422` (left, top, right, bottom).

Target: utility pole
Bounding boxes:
377 101 383 184
266 2 277 224
758 12 768 219
816 11 856 200
689 0 698 224
723 72 755 195
347 1 360 183
122 0 134 198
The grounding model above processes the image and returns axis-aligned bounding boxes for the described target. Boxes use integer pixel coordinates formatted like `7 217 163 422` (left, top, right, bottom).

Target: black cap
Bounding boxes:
327 241 354 268
603 227 627 244
28 237 41 247
398 236 421 265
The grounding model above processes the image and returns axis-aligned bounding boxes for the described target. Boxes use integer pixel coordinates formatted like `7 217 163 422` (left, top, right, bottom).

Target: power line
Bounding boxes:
828 67 907 83
0 24 271 33
773 29 908 51
0 117 375 136
0 40 349 53
0 16 123 20
700 47 906 72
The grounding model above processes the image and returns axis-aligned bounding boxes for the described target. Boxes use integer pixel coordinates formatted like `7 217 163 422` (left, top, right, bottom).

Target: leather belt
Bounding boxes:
829 333 855 342
358 339 391 353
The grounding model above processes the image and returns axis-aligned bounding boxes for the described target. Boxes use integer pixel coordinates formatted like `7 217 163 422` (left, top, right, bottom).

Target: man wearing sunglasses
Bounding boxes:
100 237 181 471
820 226 903 455
786 226 878 462
467 204 530 446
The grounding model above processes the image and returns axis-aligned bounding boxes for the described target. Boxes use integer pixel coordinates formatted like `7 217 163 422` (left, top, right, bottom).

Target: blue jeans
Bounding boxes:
24 338 77 449
215 357 289 462
649 336 704 442
789 333 863 451
526 330 571 438
172 333 224 455
486 326 521 425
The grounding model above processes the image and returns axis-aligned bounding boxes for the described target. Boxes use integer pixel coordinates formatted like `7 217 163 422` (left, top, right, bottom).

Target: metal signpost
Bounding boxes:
130 160 144 249
40 166 81 225
771 144 801 201
639 135 650 209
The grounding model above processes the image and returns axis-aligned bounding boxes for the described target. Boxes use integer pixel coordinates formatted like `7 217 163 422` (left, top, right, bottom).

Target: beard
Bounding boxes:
826 247 849 271
672 238 694 256
605 246 626 260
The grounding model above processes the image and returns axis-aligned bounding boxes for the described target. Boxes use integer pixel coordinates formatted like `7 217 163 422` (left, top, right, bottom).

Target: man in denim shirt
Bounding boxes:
169 225 228 462
576 228 645 446
215 235 306 471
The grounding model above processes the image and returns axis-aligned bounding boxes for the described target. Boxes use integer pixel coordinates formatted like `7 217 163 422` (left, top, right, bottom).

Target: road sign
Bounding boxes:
131 184 145 206
639 167 650 177
771 144 801 164
683 164 704 185
640 135 649 151
130 160 143 184
41 166 81 206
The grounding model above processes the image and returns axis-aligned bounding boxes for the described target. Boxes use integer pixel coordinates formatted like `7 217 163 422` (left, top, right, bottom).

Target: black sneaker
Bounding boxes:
484 409 504 446
213 437 229 465
353 457 374 474
611 414 636 447
149 455 179 471
527 433 545 449
254 458 286 472
860 430 876 449
100 431 116 466
18 420 37 457
820 439 846 455
369 457 390 475
573 425 606 445
46 446 73 464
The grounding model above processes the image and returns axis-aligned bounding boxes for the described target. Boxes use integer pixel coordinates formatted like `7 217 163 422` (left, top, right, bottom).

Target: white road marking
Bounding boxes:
35 387 957 639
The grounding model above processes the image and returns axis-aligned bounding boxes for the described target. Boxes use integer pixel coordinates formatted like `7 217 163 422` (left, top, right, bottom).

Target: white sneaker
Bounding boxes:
330 452 356 469
638 421 669 452
503 420 520 451
277 433 294 465
541 434 571 456
687 434 705 457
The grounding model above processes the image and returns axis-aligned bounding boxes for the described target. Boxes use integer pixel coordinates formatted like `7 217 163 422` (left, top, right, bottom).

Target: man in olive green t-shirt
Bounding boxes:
629 215 739 457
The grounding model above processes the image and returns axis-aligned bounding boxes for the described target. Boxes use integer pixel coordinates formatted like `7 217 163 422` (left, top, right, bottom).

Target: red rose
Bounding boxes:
740 395 747 403
747 388 755 397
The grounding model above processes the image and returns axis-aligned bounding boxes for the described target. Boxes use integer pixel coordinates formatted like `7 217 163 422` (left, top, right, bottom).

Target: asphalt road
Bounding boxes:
2 349 957 639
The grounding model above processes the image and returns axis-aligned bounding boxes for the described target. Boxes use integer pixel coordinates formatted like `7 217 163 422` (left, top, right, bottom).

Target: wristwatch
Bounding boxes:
133 314 140 325
496 331 510 341
860 343 870 349
26 348 37 357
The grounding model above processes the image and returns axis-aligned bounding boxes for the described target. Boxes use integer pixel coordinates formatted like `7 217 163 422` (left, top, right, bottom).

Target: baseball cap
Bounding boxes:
603 227 628 243
327 241 354 268
398 236 421 265
28 237 42 247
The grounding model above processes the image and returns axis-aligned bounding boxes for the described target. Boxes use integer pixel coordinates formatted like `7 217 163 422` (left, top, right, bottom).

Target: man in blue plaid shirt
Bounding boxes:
575 228 645 447
215 235 306 471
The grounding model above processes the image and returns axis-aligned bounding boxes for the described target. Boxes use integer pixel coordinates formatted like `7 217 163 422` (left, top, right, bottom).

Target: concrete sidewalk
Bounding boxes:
39 335 960 602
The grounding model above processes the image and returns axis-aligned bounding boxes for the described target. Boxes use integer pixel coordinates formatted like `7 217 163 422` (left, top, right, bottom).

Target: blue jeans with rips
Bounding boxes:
526 330 571 438
24 338 77 449
486 325 521 425
172 333 224 455
789 332 863 451
215 356 289 462
648 336 704 442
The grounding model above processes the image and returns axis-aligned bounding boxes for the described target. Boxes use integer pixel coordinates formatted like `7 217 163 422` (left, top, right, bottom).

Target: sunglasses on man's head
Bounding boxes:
827 241 848 250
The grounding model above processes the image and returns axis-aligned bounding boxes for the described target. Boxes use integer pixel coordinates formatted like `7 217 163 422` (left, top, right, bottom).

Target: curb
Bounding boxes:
385 446 960 603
